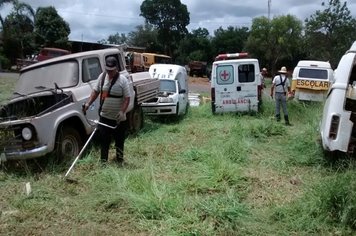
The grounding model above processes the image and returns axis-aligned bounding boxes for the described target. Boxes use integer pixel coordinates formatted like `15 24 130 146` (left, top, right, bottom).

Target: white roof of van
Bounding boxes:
296 60 331 69
149 64 187 79
213 58 258 65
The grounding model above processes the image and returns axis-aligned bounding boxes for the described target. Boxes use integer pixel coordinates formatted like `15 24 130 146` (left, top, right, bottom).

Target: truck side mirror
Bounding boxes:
179 89 186 94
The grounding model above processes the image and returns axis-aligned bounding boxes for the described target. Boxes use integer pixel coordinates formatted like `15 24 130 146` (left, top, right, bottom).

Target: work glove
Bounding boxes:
117 111 126 123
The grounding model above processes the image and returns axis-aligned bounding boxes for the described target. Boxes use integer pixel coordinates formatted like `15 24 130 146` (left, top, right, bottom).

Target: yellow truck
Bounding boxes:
142 53 171 71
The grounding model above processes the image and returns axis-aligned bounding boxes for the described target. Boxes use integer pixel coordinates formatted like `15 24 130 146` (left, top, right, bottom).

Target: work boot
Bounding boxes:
284 115 292 126
276 114 281 122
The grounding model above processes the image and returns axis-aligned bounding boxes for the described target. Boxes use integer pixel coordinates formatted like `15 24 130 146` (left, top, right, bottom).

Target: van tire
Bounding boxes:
211 102 216 114
54 126 83 163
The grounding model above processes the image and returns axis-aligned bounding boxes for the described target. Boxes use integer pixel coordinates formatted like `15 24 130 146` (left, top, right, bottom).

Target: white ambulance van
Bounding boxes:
210 53 262 114
291 60 334 102
141 64 189 117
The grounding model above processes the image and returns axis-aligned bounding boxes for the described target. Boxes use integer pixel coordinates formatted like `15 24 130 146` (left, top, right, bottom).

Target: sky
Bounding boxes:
1 0 356 43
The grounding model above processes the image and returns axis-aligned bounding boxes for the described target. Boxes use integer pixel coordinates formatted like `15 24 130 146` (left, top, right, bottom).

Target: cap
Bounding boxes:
105 56 118 71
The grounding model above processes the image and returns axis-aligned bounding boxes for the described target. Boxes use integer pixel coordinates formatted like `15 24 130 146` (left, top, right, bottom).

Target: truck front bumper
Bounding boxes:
0 145 49 161
142 103 177 115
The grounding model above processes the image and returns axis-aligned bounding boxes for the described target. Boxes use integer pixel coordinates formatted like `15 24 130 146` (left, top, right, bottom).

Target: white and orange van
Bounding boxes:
291 60 334 102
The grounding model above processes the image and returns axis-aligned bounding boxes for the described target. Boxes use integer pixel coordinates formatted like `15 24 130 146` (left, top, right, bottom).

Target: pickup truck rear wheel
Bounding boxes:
55 126 83 163
128 106 143 135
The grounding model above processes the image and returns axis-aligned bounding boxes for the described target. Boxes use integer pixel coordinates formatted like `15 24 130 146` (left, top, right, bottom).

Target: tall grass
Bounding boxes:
0 75 17 104
1 92 355 235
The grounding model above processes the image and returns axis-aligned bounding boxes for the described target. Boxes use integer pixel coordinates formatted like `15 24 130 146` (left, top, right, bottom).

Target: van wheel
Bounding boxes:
55 126 83 163
128 106 143 135
184 102 189 115
211 102 216 114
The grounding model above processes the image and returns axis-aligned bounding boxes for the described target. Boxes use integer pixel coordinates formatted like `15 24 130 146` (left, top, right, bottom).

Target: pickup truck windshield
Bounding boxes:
15 61 79 95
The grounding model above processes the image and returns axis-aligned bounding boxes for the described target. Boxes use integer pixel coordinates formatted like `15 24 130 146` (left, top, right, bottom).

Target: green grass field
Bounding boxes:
0 79 355 235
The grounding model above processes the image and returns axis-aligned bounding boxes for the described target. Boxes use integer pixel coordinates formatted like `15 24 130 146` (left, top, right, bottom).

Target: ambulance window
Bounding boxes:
299 68 328 80
216 65 234 85
238 64 255 83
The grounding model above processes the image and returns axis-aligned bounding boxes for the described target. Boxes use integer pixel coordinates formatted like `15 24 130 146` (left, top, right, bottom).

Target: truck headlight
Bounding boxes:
22 127 33 140
159 97 174 103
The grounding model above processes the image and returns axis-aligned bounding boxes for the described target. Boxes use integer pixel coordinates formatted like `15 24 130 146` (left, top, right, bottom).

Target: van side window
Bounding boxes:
82 57 102 82
238 64 255 83
216 65 234 85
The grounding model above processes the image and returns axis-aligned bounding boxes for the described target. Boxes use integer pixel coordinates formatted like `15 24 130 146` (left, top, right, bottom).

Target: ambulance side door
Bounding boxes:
236 63 259 112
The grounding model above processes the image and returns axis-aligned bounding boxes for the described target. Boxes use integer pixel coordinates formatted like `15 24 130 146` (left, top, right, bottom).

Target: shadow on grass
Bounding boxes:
322 150 356 171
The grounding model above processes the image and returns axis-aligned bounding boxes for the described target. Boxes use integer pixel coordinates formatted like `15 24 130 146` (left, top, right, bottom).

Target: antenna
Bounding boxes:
268 0 271 20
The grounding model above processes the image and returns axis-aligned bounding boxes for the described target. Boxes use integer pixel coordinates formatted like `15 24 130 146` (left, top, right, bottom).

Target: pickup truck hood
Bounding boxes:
0 91 73 121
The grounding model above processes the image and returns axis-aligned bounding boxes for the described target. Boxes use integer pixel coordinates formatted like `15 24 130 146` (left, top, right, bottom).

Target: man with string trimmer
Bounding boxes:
83 56 130 165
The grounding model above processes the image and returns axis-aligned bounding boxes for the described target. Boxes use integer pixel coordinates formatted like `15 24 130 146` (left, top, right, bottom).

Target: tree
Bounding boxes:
0 0 15 30
175 27 212 65
245 15 303 74
107 33 128 45
34 6 70 49
211 26 250 57
2 0 35 65
127 23 162 52
304 0 356 68
140 0 190 56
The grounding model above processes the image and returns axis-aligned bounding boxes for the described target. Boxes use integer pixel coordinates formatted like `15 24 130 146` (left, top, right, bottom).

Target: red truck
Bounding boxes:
16 47 70 70
188 61 208 77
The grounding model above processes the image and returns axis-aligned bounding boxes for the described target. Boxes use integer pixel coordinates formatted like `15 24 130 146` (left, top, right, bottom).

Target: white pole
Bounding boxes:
268 0 271 20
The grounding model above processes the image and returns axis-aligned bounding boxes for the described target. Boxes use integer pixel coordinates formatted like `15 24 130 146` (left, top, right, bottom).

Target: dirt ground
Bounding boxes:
188 76 210 94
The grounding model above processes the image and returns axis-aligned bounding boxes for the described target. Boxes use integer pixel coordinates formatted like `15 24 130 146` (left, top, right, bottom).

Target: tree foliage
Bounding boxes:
304 0 356 67
211 26 250 57
140 0 190 56
34 6 70 49
0 0 15 30
107 33 127 45
127 23 162 52
246 15 303 73
2 0 35 64
175 27 212 64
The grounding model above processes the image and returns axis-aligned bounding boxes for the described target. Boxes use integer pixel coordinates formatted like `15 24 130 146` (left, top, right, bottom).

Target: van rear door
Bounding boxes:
214 61 259 113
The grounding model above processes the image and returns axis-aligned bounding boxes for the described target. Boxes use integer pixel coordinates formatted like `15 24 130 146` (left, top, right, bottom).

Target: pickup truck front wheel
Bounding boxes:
55 126 83 163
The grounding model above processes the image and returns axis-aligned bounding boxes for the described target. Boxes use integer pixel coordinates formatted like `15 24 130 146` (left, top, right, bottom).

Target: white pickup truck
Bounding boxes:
0 47 159 162
320 41 356 155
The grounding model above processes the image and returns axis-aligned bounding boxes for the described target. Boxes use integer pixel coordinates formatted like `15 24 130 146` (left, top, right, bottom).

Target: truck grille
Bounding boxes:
0 126 38 152
0 126 23 151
